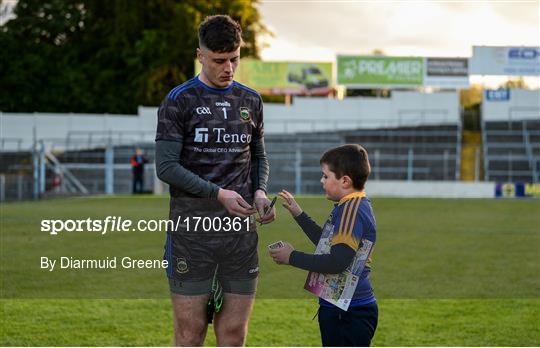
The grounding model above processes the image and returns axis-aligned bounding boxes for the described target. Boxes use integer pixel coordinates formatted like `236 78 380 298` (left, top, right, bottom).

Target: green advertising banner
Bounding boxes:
195 59 333 94
337 55 424 87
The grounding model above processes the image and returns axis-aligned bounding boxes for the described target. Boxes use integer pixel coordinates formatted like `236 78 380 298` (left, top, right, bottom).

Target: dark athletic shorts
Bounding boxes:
164 232 259 296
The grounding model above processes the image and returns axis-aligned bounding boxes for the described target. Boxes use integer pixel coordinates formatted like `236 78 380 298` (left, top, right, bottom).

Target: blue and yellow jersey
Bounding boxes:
324 191 377 307
331 191 376 252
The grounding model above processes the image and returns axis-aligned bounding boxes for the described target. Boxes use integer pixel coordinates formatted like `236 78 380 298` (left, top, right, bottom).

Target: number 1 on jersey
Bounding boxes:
221 107 228 120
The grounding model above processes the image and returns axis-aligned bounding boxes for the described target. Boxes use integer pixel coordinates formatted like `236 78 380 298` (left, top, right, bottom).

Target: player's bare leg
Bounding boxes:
171 294 210 346
213 293 255 346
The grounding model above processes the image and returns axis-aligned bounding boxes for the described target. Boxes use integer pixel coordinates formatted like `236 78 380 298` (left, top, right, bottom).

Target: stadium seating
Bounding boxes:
265 124 461 194
5 90 539 200
482 120 540 183
0 151 34 200
481 89 540 183
25 123 460 197
264 133 343 194
54 144 155 194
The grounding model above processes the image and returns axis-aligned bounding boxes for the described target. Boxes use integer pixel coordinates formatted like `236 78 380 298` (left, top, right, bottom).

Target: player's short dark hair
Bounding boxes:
198 15 243 53
320 144 371 190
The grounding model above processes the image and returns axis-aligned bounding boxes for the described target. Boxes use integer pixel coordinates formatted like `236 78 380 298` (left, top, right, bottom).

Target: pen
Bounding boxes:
261 196 277 220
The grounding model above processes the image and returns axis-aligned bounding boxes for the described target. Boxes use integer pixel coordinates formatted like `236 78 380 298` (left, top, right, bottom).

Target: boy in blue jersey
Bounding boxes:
270 144 377 346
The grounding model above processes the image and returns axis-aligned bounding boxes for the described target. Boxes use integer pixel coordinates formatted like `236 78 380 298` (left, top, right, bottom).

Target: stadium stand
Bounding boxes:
0 151 34 201
482 120 540 182
263 92 461 193
263 124 460 194
341 125 460 181
1 92 462 199
482 89 540 183
264 133 343 194
53 144 155 194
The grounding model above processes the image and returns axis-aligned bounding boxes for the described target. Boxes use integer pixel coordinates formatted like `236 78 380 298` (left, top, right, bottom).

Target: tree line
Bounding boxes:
0 0 266 113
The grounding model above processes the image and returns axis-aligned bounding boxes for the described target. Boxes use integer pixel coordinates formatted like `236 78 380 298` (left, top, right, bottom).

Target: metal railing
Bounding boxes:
45 151 89 194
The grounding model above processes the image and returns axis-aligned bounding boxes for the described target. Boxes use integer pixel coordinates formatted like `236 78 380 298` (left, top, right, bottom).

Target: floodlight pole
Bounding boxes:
39 140 46 195
32 125 39 200
295 144 302 195
0 175 5 203
105 133 114 195
407 148 414 181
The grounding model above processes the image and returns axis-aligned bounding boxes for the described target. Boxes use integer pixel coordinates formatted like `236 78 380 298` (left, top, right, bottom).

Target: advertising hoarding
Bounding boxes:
195 59 333 95
485 89 510 101
424 57 469 88
337 56 470 88
337 55 424 87
470 46 540 76
495 183 540 198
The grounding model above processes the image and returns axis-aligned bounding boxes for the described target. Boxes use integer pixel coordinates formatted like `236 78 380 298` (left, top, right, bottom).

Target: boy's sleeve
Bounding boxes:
289 244 355 274
288 198 367 274
294 212 323 245
331 197 363 250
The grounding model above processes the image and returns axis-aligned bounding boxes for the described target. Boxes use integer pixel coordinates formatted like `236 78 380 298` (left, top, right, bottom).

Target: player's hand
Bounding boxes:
254 189 275 225
269 242 294 265
278 190 302 217
217 189 257 217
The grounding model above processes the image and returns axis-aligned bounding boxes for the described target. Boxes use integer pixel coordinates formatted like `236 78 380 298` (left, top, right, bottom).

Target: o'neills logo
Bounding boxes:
239 107 251 123
216 101 231 107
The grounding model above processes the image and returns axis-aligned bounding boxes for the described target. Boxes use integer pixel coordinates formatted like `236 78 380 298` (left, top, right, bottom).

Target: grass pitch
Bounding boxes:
1 195 539 346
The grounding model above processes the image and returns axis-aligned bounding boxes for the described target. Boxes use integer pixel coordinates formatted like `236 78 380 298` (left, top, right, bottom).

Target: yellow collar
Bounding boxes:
338 191 366 205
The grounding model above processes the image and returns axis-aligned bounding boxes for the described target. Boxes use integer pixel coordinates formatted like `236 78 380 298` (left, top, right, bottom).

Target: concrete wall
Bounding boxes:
1 91 459 151
483 89 540 122
366 180 495 198
1 110 156 151
141 91 460 134
263 91 459 133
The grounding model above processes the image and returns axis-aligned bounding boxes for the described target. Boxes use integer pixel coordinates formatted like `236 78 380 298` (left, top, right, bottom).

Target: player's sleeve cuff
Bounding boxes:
209 184 221 199
255 187 267 194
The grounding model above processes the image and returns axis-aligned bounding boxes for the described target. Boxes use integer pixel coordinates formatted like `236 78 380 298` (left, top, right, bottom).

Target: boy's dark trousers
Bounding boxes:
318 302 378 347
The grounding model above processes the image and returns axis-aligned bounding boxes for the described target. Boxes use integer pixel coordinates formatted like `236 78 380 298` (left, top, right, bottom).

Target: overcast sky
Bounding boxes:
2 0 538 60
258 1 540 61
2 0 538 86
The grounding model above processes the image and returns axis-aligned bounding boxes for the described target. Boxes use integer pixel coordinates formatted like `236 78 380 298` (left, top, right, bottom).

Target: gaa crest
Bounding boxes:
239 107 251 123
176 257 188 274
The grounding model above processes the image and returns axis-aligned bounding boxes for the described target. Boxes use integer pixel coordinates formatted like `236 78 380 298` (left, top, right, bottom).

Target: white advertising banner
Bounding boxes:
424 57 469 88
482 88 540 122
470 46 540 76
